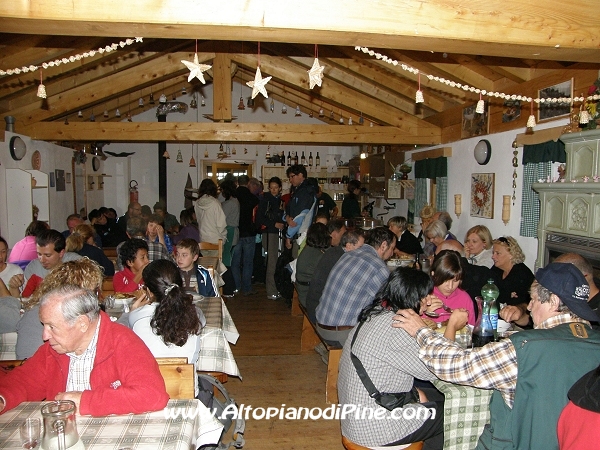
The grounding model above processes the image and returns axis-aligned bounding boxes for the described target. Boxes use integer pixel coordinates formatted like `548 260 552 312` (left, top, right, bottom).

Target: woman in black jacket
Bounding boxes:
256 177 285 300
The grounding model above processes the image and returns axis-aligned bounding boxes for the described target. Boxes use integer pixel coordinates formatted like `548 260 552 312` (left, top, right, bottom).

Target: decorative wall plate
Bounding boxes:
31 150 41 170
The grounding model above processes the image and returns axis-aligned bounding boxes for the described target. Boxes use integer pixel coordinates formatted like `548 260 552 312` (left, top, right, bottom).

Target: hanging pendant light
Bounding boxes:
176 146 183 163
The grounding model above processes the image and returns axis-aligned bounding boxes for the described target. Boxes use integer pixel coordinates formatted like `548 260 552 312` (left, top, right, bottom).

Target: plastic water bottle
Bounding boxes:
481 278 500 339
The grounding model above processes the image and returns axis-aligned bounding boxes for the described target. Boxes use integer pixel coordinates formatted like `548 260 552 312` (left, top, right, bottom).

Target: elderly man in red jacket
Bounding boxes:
0 285 169 416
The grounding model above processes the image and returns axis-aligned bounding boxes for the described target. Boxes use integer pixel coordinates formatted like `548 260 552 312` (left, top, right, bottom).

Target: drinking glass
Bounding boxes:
19 418 40 449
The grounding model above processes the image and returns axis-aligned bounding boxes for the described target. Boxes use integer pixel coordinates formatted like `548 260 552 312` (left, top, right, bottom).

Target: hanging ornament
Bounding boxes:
526 101 536 129
201 95 206 107
127 112 132 122
172 92 177 101
90 112 96 122
103 109 109 118
348 117 353 126
237 96 246 110
295 106 301 117
159 93 167 103
359 112 364 125
176 147 183 162
78 110 83 118
256 148 259 157
319 106 324 117
476 92 485 114
370 121 374 127
204 145 209 158
138 96 144 107
246 43 271 99
309 111 314 118
247 96 255 108
244 147 248 154
232 145 237 155
189 145 196 167
579 108 590 125
270 98 275 113
37 70 47 99
339 110 344 124
163 150 171 159
182 86 187 95
308 45 324 89
190 93 198 109
149 92 155 104
115 108 121 118
266 145 271 158
511 140 519 205
64 116 69 125
181 41 212 84
330 110 334 120
415 73 424 104
282 104 287 114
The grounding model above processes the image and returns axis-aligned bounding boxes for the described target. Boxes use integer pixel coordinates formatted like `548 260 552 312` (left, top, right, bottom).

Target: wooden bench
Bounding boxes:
298 299 342 404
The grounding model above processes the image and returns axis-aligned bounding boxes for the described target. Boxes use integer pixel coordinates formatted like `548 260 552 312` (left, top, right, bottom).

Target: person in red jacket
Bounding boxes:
0 285 169 416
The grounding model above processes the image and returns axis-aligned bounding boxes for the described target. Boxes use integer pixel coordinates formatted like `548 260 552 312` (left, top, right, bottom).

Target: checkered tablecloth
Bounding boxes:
0 399 223 449
432 379 493 450
196 296 241 377
0 332 17 360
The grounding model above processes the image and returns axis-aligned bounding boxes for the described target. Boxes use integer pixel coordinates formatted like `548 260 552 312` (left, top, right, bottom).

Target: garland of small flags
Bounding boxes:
354 46 600 129
0 38 143 99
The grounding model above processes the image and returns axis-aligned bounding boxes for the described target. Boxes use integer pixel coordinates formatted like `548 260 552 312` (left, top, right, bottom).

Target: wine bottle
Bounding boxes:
287 152 291 166
301 151 306 165
308 152 313 167
315 152 321 168
294 152 299 165
281 151 285 166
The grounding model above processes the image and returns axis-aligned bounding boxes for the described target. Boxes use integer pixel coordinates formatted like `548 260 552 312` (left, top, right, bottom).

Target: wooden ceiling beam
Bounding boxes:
12 52 215 130
25 121 441 145
1 1 599 62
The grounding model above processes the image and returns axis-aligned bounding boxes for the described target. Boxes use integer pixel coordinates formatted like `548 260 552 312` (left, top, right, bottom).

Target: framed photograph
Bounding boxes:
55 169 66 192
470 173 495 219
538 79 572 121
502 99 521 123
66 172 71 184
461 102 489 139
49 172 55 187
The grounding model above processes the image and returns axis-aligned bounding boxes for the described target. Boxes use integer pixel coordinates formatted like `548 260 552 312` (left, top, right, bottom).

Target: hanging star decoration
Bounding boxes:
308 58 324 89
181 53 212 84
246 66 272 99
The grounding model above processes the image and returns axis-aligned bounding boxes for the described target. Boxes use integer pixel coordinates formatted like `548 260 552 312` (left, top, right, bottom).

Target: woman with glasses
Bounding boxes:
490 236 534 327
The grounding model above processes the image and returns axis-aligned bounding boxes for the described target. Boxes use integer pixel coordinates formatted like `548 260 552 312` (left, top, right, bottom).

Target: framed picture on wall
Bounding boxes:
470 173 495 219
538 79 572 121
461 102 489 139
55 169 66 192
502 99 521 123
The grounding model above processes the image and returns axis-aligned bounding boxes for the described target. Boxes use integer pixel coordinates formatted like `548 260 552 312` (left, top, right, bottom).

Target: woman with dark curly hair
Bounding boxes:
124 260 206 381
295 222 331 306
338 268 444 449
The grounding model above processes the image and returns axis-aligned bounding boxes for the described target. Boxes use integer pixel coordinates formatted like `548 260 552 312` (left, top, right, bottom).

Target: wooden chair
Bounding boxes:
158 362 196 399
102 276 114 297
198 239 223 260
156 357 188 365
341 436 423 450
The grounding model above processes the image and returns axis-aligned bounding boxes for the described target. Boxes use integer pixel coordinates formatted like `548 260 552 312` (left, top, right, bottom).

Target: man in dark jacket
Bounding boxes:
231 176 260 296
285 165 316 257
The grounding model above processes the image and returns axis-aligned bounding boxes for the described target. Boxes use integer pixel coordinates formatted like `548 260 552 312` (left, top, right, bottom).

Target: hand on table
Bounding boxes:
392 309 428 337
55 391 83 409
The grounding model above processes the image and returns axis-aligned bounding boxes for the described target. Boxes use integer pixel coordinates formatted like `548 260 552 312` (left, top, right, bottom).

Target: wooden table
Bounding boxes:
0 399 223 449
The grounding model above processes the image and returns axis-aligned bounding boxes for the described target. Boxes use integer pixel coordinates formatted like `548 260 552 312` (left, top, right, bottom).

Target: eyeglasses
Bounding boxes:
497 236 511 247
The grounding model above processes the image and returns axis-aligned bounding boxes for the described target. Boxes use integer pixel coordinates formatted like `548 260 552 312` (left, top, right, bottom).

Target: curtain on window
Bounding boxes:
415 156 448 214
519 141 566 237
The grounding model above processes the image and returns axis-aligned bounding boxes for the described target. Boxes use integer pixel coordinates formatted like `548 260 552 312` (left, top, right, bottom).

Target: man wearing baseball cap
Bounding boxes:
394 262 600 450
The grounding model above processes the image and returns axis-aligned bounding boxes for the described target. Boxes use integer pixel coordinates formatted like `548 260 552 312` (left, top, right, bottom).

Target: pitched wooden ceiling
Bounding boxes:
1 1 599 147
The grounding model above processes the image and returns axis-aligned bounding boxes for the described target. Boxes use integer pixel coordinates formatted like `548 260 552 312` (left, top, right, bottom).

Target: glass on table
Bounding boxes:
20 417 40 449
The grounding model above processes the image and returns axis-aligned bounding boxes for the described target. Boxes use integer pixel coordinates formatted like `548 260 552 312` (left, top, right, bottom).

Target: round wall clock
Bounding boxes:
474 139 492 165
31 150 41 170
92 156 100 172
9 136 27 161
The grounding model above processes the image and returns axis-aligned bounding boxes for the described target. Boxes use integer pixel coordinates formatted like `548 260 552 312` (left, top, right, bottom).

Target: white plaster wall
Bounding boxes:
0 132 75 244
406 119 569 271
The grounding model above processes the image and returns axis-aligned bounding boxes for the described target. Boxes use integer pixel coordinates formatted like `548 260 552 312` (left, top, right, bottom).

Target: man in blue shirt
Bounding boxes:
315 227 396 346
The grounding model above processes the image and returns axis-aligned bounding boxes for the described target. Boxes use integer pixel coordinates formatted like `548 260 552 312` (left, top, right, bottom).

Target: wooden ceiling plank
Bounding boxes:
212 53 232 121
1 1 599 62
25 121 441 145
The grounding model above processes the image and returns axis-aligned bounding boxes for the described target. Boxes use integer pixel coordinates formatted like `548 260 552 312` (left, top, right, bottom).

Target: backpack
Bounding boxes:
196 265 219 297
274 246 294 301
197 374 245 450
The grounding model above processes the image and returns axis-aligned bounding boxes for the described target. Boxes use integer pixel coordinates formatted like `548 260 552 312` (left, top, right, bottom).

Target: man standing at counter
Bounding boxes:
0 286 169 416
394 263 600 450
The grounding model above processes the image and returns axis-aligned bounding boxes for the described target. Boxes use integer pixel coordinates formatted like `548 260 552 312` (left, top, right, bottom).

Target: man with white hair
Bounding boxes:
0 285 169 416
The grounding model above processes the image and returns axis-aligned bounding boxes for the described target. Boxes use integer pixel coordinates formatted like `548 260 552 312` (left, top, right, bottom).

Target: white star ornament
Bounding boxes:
181 53 212 84
308 58 324 89
246 67 272 99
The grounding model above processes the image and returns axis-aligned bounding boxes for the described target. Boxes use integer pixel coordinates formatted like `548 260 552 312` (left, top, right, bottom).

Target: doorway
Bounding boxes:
207 162 253 182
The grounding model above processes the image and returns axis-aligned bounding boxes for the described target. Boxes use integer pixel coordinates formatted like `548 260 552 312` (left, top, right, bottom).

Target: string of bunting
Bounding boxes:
354 46 600 109
0 37 144 98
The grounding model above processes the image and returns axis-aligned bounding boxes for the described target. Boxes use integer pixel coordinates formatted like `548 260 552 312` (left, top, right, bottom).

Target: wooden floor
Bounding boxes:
224 285 344 449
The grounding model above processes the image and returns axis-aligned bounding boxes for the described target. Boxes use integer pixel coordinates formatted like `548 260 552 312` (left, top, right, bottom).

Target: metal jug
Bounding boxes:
40 400 81 450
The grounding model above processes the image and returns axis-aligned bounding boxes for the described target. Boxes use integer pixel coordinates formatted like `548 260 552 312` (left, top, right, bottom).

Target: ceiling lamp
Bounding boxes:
190 93 198 109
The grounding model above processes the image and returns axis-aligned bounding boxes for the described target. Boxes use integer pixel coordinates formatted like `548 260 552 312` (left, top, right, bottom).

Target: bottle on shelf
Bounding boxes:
308 152 313 167
280 151 285 166
315 152 320 168
287 152 291 166
294 152 299 165
301 151 306 166
481 278 500 339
